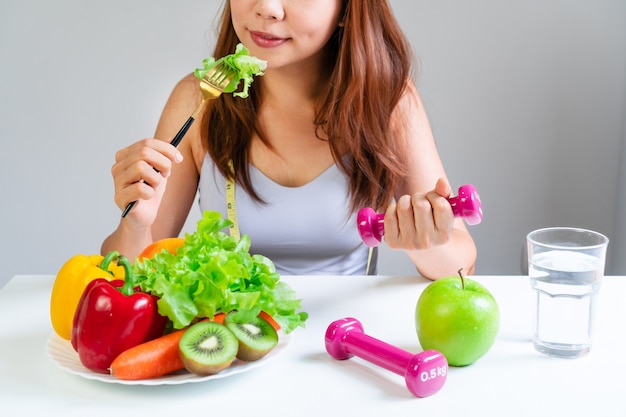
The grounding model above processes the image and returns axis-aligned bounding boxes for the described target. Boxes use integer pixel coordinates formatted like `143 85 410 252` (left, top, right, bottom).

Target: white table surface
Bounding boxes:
0 274 624 416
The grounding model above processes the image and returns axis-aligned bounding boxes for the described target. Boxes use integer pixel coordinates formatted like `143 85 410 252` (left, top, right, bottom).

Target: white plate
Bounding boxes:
46 330 290 385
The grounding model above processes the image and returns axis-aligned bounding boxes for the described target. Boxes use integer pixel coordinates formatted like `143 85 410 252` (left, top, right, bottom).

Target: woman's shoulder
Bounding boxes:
168 73 204 104
390 78 423 125
398 78 420 107
156 73 204 132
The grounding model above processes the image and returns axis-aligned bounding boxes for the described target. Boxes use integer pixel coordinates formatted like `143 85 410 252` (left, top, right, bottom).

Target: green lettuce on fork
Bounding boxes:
132 211 308 334
194 43 267 98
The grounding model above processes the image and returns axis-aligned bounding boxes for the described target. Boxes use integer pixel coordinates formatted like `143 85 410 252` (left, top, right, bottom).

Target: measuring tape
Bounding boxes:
226 161 241 241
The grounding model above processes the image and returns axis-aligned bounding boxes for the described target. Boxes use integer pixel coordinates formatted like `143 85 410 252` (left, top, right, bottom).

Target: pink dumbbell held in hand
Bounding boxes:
325 317 448 398
357 184 483 247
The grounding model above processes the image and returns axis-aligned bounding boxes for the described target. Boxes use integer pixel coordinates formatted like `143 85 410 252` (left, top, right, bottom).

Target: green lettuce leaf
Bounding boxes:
194 43 267 98
132 211 307 334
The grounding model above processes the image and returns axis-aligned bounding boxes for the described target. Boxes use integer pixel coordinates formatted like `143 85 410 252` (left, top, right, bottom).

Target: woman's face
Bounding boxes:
230 0 343 70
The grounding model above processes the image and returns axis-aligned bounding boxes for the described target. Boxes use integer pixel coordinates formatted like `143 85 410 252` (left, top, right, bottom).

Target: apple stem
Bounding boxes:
458 268 465 289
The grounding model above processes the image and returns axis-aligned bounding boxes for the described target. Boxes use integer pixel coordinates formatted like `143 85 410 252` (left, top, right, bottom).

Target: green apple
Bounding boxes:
415 270 499 366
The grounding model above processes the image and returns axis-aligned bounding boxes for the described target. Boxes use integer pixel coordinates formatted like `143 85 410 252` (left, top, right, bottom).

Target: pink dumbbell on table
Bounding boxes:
357 184 483 247
325 317 448 398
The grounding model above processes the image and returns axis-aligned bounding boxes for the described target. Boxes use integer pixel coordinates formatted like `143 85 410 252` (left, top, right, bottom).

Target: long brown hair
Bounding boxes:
201 0 413 212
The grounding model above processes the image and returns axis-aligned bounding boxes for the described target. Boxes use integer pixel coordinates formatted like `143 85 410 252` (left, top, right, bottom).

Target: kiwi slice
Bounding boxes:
179 321 238 375
224 313 279 362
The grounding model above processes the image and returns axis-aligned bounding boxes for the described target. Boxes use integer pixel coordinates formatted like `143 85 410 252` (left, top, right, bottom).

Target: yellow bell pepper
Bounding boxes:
50 251 125 340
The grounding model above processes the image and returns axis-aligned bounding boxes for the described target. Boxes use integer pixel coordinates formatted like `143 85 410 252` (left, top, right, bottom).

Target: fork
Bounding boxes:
121 63 236 217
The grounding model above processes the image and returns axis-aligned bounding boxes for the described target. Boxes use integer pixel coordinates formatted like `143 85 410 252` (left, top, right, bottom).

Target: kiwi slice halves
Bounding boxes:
224 313 279 362
179 321 238 375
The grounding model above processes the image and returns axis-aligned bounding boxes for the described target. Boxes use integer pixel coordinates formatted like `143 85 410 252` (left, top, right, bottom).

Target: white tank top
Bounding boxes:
197 155 373 275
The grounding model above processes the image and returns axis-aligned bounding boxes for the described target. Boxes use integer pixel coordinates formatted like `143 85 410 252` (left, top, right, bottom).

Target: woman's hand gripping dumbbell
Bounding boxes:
357 184 483 247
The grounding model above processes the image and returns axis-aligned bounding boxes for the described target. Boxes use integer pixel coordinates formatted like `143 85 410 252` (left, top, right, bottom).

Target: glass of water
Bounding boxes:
527 227 609 358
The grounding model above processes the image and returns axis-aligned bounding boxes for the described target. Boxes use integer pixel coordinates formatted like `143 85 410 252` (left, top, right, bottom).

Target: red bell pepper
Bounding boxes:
70 253 168 374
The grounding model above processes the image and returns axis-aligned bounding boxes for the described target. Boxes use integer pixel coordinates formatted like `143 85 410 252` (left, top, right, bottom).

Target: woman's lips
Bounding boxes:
250 31 287 48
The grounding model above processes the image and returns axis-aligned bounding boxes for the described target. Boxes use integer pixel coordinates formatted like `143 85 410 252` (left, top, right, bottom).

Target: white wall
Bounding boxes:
1 0 625 287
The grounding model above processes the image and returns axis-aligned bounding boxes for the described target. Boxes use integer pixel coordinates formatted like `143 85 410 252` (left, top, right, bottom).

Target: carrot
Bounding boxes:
259 311 281 331
212 312 226 324
109 328 186 380
109 316 223 380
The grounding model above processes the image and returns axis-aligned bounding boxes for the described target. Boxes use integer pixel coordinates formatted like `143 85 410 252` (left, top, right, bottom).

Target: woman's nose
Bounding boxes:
255 0 285 20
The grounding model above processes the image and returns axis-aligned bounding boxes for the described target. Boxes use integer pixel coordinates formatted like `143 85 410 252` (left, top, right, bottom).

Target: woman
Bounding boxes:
102 0 477 279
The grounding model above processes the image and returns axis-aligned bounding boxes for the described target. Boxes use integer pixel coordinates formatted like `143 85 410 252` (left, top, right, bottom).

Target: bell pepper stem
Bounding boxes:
99 250 120 272
117 256 135 296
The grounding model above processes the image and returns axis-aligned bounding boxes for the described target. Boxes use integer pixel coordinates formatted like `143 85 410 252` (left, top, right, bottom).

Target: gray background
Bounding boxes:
1 0 625 288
